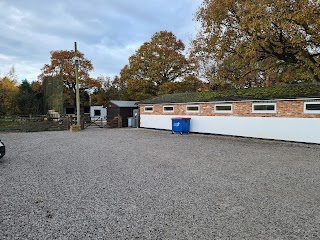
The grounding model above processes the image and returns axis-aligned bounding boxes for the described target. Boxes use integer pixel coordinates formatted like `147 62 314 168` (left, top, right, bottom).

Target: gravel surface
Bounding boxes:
1 128 320 239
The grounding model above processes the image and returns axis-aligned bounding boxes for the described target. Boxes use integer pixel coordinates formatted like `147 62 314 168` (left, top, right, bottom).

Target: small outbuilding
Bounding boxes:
90 105 107 121
105 100 138 127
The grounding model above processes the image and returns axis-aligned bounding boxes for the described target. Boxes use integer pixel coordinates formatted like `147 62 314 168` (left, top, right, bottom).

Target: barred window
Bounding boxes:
304 102 320 113
252 103 276 113
215 104 232 113
186 105 199 112
163 106 174 112
144 106 153 112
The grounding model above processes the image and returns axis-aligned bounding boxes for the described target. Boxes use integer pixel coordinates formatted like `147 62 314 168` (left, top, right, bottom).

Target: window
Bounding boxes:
163 106 174 112
215 104 232 113
252 103 276 113
144 106 153 112
84 106 90 114
304 102 320 114
186 105 199 112
94 109 101 116
66 108 75 114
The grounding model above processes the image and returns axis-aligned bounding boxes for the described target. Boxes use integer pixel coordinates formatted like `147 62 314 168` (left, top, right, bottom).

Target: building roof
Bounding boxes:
140 83 320 104
109 100 138 108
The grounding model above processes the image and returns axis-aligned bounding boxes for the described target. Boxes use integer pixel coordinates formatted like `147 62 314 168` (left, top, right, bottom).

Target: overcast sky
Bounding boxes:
0 0 202 82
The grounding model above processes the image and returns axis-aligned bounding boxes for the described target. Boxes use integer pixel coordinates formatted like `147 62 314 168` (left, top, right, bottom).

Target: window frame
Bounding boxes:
163 105 174 113
252 102 276 113
144 106 154 112
66 107 75 114
186 105 199 113
304 101 320 114
94 109 101 116
214 103 232 113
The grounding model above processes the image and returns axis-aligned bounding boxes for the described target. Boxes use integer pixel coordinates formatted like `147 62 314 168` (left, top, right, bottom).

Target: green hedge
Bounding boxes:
141 84 320 104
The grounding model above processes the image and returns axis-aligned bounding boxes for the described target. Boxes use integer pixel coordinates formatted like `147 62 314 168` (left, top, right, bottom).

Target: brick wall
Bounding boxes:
140 100 320 118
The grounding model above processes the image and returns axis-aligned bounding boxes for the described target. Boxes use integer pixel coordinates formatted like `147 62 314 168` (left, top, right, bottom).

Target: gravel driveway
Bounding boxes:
1 128 320 239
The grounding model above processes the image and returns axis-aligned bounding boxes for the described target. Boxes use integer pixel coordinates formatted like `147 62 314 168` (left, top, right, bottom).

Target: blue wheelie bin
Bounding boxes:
171 117 191 135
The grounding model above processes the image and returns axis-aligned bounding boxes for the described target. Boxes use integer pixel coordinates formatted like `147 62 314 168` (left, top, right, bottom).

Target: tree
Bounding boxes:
179 75 204 92
0 67 19 116
157 75 204 95
38 50 100 106
157 82 181 95
126 79 156 101
110 74 130 100
120 31 190 98
16 80 42 115
31 81 44 113
192 0 320 88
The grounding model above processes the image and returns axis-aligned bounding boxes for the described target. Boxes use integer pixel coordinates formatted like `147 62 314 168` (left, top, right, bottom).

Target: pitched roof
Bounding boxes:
109 100 138 108
140 83 320 104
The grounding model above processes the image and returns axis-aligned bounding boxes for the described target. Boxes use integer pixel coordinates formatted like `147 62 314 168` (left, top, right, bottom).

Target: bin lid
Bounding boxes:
171 117 191 120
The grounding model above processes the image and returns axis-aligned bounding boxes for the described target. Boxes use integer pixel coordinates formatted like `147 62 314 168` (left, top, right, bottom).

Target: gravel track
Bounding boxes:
1 128 320 239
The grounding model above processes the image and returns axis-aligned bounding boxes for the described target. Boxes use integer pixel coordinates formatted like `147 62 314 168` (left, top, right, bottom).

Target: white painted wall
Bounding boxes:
140 115 320 144
90 106 107 120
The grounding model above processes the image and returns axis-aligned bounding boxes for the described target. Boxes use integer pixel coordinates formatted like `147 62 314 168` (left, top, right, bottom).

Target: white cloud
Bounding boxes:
0 0 203 82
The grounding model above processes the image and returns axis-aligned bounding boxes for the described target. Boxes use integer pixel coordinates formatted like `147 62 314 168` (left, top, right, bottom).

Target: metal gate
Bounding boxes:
82 116 107 129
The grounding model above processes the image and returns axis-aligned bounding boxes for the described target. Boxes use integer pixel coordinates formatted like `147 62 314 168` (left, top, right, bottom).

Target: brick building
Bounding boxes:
139 84 320 144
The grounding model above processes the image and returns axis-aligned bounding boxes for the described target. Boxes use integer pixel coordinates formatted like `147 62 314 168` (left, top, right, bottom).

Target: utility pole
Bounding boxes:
74 42 81 126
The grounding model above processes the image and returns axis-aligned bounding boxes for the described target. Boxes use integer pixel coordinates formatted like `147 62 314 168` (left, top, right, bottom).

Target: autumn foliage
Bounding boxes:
0 68 42 116
118 31 201 100
191 0 320 89
0 69 19 115
38 50 100 106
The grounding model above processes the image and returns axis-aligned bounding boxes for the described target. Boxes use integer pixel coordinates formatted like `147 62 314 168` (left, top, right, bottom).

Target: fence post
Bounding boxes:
118 115 122 128
80 117 85 130
66 116 70 129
